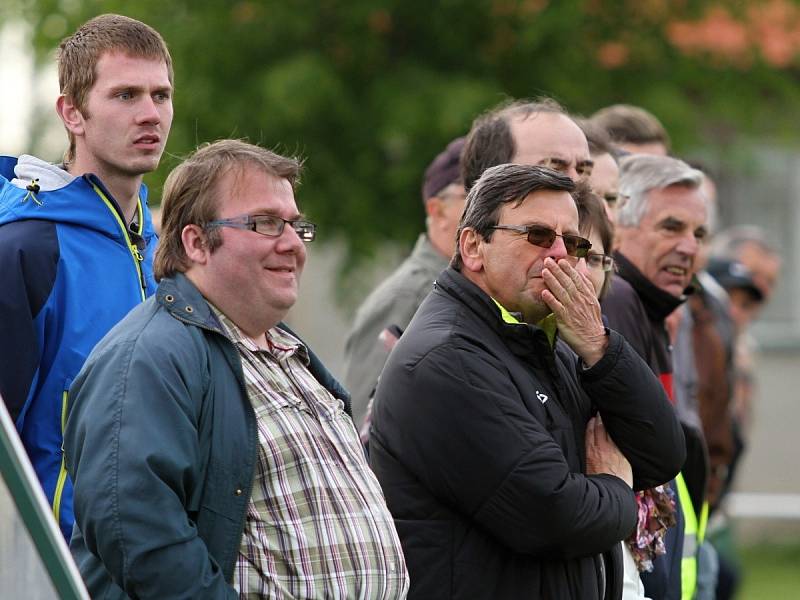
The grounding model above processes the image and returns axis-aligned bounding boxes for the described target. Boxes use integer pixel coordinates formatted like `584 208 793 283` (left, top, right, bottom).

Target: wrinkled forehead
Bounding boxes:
500 189 580 231
644 183 708 223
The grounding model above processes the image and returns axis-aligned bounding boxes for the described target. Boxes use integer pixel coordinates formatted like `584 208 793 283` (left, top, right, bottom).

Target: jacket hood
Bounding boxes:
0 154 152 242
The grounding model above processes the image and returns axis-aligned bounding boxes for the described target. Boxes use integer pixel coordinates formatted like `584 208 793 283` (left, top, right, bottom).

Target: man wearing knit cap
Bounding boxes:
344 137 466 425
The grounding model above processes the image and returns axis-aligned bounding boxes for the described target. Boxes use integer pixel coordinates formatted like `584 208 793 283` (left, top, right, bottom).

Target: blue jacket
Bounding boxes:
0 155 157 539
65 273 350 599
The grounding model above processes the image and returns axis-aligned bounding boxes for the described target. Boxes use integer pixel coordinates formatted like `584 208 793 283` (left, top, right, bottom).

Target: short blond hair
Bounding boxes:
154 140 303 280
57 14 173 165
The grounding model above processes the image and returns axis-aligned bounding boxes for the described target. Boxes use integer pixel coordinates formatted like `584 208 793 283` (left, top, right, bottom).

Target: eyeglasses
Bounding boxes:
603 193 619 207
207 214 316 242
490 224 592 258
586 252 615 272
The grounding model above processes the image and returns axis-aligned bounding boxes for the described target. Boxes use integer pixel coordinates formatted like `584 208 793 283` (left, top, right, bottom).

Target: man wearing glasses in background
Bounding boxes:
369 163 685 599
64 140 408 599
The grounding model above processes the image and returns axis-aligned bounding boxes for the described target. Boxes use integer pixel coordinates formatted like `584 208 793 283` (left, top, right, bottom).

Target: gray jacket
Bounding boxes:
343 234 448 424
65 273 348 599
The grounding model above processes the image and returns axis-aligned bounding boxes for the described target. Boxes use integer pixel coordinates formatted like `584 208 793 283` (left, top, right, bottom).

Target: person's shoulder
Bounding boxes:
604 273 637 303
0 219 60 279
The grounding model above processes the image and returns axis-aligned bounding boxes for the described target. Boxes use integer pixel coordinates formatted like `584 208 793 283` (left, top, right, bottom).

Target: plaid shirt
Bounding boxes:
211 307 408 599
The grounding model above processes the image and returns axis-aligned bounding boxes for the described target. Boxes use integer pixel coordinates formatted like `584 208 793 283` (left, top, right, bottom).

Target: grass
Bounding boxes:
733 542 800 599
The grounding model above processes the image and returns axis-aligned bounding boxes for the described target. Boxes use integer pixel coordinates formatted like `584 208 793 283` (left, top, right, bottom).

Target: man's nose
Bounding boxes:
276 223 305 253
675 233 699 257
545 235 570 260
136 96 161 124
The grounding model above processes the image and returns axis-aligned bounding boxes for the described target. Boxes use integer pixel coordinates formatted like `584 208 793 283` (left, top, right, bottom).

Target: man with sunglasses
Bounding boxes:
64 140 408 598
369 163 685 599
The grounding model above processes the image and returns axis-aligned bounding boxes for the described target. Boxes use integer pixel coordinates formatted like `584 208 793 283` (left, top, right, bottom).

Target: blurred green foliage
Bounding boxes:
7 0 800 270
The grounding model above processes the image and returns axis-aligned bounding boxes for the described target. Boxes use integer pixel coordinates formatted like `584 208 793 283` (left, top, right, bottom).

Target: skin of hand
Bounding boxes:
585 416 633 488
540 257 608 366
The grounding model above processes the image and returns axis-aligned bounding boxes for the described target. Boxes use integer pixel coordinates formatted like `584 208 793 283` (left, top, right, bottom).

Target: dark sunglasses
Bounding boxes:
490 224 592 258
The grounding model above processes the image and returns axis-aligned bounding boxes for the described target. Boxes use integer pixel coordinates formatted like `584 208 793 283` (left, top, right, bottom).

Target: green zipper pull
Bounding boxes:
131 244 144 262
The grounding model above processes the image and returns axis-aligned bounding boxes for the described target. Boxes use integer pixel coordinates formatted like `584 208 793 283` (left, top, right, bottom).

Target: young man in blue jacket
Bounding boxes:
0 13 173 539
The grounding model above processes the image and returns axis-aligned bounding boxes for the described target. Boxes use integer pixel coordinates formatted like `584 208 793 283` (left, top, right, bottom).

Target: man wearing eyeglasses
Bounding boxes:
369 163 685 599
64 140 408 598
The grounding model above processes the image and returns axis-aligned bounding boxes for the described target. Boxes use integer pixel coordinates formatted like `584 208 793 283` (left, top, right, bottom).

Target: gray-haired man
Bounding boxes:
602 153 711 600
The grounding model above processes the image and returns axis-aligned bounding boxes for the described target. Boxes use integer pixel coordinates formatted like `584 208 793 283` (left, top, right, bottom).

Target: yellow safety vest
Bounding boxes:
676 472 709 600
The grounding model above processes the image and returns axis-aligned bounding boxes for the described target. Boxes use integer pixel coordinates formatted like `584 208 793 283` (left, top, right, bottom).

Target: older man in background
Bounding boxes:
344 137 466 425
602 153 711 600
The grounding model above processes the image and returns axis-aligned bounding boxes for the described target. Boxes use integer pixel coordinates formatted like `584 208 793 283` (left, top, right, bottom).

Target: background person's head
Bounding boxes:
591 104 670 156
461 98 591 191
710 225 781 304
453 163 579 323
573 183 615 299
422 137 467 258
706 258 765 332
577 118 620 222
616 154 708 297
56 14 174 169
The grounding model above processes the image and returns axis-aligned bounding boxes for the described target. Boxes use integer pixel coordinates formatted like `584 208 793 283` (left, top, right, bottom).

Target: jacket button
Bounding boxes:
235 488 243 496
164 294 174 303
185 305 194 313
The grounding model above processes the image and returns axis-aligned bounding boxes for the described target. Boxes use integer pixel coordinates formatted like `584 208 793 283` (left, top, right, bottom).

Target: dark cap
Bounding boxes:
706 258 764 302
422 137 466 202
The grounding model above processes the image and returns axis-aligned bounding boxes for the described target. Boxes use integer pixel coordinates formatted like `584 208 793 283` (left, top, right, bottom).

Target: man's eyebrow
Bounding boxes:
577 158 594 168
107 83 173 94
658 216 686 228
541 157 569 167
251 211 304 220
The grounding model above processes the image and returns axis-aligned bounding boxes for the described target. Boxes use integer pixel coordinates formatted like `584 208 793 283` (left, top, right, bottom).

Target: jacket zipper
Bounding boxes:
52 390 69 524
92 184 146 300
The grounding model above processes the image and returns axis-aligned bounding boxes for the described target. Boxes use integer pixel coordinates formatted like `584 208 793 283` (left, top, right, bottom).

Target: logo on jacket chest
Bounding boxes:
536 390 549 404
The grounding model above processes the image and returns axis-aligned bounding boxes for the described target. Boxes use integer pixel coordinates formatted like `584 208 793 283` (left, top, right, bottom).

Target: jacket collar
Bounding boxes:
613 252 686 322
156 273 226 334
436 268 556 365
412 233 450 270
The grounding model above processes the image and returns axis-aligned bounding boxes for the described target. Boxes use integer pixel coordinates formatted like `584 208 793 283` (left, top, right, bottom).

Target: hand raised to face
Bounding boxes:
540 257 608 367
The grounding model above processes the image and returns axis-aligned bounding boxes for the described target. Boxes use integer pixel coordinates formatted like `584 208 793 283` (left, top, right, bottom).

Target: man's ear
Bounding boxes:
181 224 211 265
459 227 484 273
56 95 85 136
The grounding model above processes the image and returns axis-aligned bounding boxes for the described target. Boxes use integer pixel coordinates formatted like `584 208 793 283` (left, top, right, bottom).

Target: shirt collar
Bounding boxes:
207 302 310 364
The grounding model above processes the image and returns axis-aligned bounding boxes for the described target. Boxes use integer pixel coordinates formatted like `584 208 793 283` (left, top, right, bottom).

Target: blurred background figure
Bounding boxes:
703 228 782 600
591 104 671 156
344 137 466 426
577 118 621 224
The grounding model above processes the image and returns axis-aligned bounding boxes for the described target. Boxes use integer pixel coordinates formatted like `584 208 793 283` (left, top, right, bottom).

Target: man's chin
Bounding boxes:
657 281 688 298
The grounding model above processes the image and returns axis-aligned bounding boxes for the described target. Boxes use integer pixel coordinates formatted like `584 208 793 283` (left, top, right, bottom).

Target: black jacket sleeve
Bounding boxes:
373 342 637 559
576 330 686 491
0 220 59 422
601 280 652 361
